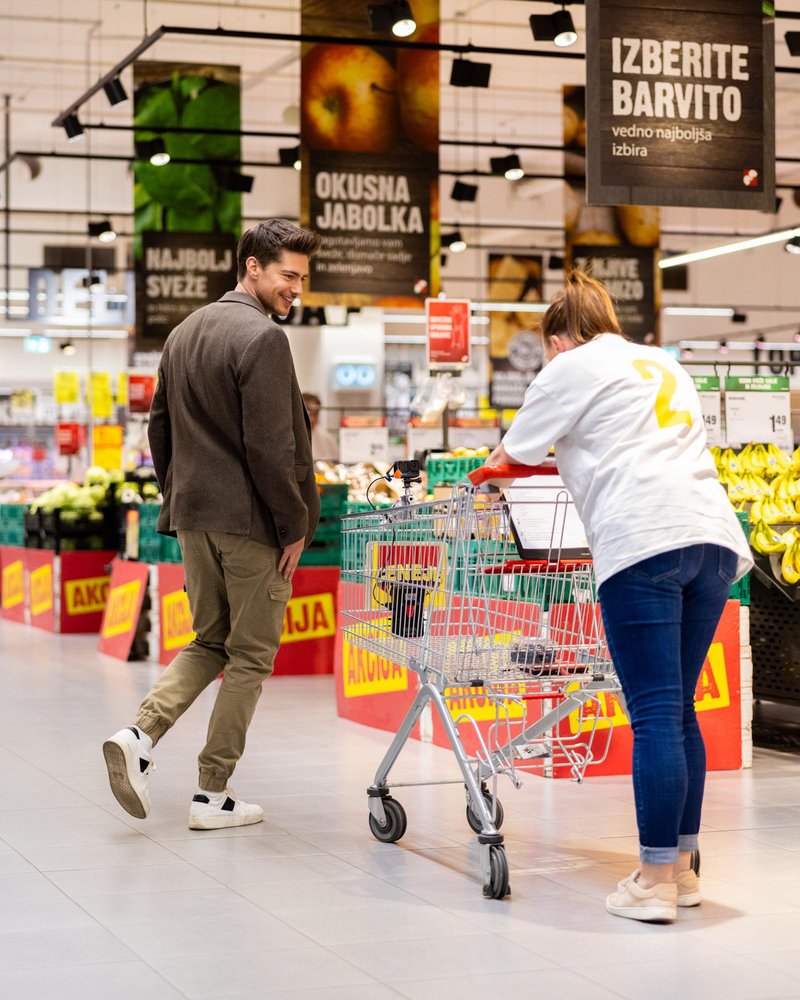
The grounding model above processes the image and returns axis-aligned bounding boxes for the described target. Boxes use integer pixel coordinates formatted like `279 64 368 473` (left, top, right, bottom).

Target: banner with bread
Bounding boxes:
564 85 660 345
299 0 439 307
487 254 544 408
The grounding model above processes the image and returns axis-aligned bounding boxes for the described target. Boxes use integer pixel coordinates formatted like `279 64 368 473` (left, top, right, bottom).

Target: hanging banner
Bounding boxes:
133 62 242 350
585 0 775 211
486 254 544 409
56 422 84 456
90 372 114 419
53 371 81 405
300 0 439 307
426 298 470 369
116 373 128 407
564 86 660 345
28 550 56 632
128 374 157 413
93 425 123 470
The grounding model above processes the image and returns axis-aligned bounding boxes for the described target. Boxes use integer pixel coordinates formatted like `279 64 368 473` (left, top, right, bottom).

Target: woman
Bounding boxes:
484 270 752 923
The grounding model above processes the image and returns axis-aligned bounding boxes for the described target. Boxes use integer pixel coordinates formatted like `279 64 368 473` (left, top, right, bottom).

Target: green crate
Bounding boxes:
160 535 183 563
732 510 751 605
299 547 341 567
139 537 162 564
0 503 26 527
319 483 348 518
426 454 485 486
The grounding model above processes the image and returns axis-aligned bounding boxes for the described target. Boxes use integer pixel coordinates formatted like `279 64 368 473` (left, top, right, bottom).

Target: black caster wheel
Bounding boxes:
466 791 504 834
482 844 511 899
690 848 701 876
368 796 407 843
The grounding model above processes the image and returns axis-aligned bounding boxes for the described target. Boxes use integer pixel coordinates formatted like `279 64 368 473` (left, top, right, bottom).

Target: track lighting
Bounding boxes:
60 341 77 356
786 32 800 57
103 77 128 107
490 153 524 181
785 236 800 254
62 114 84 142
279 146 302 170
442 231 467 253
450 180 478 202
450 59 492 88
530 5 577 48
367 1 416 37
87 220 116 242
82 272 105 292
217 168 254 192
135 138 170 166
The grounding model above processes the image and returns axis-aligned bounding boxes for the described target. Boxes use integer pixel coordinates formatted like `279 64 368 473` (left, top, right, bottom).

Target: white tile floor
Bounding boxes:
2 623 800 1000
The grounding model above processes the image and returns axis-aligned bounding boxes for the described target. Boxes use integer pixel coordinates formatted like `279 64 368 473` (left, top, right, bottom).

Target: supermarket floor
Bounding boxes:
3 627 800 1000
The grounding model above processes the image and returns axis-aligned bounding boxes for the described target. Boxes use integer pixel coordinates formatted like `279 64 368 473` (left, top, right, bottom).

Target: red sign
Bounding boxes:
0 546 27 623
27 550 56 632
129 374 156 413
56 423 84 456
157 562 194 665
426 298 471 368
98 559 150 661
59 551 116 633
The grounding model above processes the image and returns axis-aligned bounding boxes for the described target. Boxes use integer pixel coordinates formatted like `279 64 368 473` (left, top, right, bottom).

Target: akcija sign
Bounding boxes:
586 0 775 211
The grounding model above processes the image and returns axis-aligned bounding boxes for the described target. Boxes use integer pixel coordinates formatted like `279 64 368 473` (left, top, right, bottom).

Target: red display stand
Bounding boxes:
156 563 339 675
98 559 150 660
0 546 27 623
27 550 56 631
58 551 117 633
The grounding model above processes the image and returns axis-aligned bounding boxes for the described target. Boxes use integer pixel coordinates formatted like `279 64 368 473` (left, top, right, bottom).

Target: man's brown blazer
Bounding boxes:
148 291 320 550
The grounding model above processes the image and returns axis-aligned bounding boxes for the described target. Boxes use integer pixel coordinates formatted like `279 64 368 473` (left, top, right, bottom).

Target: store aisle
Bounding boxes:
2 624 800 1000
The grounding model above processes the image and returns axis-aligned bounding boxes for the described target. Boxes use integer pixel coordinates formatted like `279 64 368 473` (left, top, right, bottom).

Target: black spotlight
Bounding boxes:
451 180 478 202
548 254 565 270
785 236 800 255
135 137 170 165
450 59 492 88
530 6 577 47
103 77 128 106
62 114 84 142
87 219 116 242
490 153 524 180
786 31 800 56
732 311 748 323
367 0 416 37
279 146 302 170
441 231 467 253
216 168 254 193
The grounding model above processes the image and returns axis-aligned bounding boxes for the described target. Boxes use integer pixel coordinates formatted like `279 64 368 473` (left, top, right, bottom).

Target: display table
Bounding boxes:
333 594 750 775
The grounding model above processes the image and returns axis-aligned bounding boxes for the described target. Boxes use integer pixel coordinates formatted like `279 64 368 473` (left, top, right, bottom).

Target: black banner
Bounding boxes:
572 245 657 344
586 0 775 210
135 232 237 350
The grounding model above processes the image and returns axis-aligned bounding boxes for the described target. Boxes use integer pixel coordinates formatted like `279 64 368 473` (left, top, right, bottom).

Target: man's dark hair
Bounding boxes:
236 219 322 280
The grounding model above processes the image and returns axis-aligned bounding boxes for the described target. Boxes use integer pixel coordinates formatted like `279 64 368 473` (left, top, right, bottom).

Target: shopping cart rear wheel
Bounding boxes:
690 849 700 876
466 792 504 835
368 796 407 843
483 844 510 899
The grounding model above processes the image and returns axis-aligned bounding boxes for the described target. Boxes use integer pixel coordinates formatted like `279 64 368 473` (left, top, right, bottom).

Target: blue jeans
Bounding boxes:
598 544 738 865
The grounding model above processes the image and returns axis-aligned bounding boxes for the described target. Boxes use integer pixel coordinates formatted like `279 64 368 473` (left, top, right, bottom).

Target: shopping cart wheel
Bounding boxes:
466 792 504 835
483 844 510 900
368 796 407 843
690 849 701 876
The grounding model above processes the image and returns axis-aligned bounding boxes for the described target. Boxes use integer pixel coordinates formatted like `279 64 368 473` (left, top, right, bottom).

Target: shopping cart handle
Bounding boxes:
467 463 558 486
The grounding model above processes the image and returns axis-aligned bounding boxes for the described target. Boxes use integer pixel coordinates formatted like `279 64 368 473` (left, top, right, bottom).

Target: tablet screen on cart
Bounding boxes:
503 475 591 561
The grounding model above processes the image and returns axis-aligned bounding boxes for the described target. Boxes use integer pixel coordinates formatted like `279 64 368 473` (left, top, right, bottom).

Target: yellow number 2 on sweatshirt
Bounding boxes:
632 359 693 430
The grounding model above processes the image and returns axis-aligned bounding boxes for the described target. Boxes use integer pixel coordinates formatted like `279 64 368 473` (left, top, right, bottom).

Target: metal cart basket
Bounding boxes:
340 464 622 899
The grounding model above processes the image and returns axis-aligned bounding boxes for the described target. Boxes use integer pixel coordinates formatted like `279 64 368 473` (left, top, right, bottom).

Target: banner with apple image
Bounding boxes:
564 85 661 345
300 0 439 307
487 254 544 409
133 62 241 350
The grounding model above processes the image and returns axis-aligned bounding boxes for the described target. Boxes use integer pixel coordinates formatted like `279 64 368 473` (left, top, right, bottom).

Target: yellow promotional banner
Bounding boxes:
116 372 128 406
54 371 81 405
93 424 123 470
90 372 114 419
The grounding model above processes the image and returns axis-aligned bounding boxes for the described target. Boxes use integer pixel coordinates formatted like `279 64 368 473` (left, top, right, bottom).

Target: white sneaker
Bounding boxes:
618 867 702 907
102 726 154 819
606 871 677 923
188 788 263 830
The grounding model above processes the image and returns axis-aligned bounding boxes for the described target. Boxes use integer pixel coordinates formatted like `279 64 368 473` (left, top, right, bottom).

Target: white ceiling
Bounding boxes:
3 0 800 347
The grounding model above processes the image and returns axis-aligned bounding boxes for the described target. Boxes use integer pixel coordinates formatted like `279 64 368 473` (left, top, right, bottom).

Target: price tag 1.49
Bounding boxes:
691 376 722 447
724 375 792 450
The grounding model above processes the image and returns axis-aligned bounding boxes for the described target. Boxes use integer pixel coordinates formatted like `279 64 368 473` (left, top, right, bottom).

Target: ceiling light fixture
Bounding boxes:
785 235 800 254
217 168 254 192
103 77 128 106
490 153 524 181
450 180 478 202
786 31 800 56
62 114 84 142
135 138 170 166
663 307 735 317
367 0 416 37
659 226 800 268
449 59 492 88
530 5 577 48
279 146 302 170
442 231 467 253
60 341 77 356
87 220 116 242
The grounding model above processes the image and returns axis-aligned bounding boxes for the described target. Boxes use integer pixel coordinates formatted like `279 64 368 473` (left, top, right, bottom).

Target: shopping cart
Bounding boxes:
339 463 623 899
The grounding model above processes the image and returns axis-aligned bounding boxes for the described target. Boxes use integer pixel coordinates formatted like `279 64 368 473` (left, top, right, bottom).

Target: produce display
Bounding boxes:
712 443 800 585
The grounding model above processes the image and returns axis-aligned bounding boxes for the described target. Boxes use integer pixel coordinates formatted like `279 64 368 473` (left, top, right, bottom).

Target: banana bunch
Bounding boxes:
750 520 795 555
781 534 800 584
731 471 773 502
718 448 743 475
739 442 791 478
709 445 722 468
749 496 798 524
772 469 800 502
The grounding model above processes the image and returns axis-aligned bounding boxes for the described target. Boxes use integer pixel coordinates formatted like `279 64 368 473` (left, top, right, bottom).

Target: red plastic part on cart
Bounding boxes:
467 463 558 486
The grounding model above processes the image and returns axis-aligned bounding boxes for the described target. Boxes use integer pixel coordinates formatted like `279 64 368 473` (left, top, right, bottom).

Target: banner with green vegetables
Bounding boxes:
133 62 241 349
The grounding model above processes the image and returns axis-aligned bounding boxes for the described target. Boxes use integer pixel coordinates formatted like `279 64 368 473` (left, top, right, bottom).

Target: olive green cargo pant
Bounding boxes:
134 530 291 793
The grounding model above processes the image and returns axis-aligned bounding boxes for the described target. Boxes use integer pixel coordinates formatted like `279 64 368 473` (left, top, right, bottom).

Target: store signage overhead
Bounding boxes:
586 0 775 211
572 246 656 344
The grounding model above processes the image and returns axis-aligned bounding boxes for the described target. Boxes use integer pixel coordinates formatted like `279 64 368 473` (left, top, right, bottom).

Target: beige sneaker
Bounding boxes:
617 868 701 907
607 872 677 922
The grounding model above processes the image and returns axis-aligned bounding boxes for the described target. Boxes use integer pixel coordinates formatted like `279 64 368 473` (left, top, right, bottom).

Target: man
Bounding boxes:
302 392 339 462
103 219 322 830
